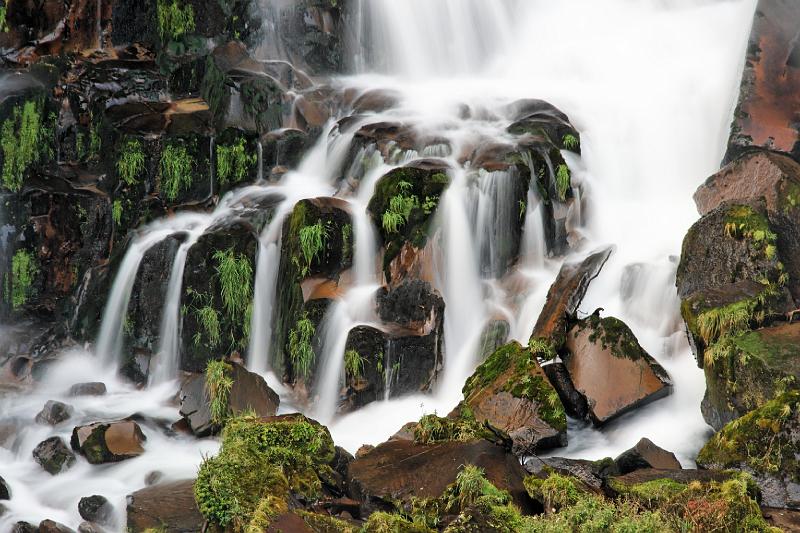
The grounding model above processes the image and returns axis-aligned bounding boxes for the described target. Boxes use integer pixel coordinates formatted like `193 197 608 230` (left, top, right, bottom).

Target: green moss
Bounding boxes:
246 495 288 532
0 7 7 32
462 342 523 399
213 247 253 323
297 510 357 532
205 360 233 425
7 249 39 309
561 134 579 151
216 137 256 186
507 374 566 431
608 478 688 508
697 391 799 477
157 0 196 41
524 473 585 512
363 512 434 533
412 412 485 444
341 223 352 264
160 143 194 201
1 99 48 192
202 56 231 126
723 205 776 248
111 199 123 226
117 139 145 186
577 315 646 361
289 312 316 380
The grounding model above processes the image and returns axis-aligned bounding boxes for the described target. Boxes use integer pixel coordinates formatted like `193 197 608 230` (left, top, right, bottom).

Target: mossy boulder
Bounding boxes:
461 341 567 455
70 419 146 464
697 391 800 509
563 314 672 426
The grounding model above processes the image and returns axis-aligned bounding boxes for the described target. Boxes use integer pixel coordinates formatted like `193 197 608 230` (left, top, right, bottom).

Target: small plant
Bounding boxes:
205 360 234 425
297 221 329 277
160 143 194 201
341 223 352 262
195 305 222 348
518 200 526 221
213 248 253 323
157 0 196 41
344 349 365 380
112 200 123 226
117 139 145 186
89 123 101 157
216 138 256 186
9 249 38 309
1 100 45 192
421 195 439 215
562 133 579 151
555 164 571 202
382 193 419 234
288 314 315 379
0 7 8 32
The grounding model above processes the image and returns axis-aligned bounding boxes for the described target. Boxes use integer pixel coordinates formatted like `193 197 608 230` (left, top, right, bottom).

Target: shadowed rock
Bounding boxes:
35 400 73 426
614 438 682 475
32 436 76 475
126 480 203 533
78 495 113 525
0 475 10 500
70 420 146 464
68 382 106 397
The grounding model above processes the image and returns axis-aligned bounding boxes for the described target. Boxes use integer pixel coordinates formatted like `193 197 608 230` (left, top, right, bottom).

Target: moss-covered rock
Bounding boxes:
461 342 567 455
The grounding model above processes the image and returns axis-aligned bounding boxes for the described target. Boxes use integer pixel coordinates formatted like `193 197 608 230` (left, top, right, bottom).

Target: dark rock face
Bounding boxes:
179 362 280 437
68 382 107 397
525 456 612 493
32 436 76 475
614 438 682 475
542 362 588 420
70 420 146 464
0 475 10 500
725 0 800 163
376 279 444 332
78 495 113 525
347 439 534 514
35 400 74 425
11 523 38 533
38 519 76 533
564 315 672 426
126 479 203 533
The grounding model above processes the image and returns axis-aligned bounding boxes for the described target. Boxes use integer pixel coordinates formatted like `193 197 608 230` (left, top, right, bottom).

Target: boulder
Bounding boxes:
11 523 37 533
525 456 614 493
347 439 534 514
38 520 76 533
70 420 146 464
376 280 444 334
0 475 10 500
608 468 732 495
126 479 203 533
32 436 76 475
614 438 682 475
564 315 672 425
68 382 107 397
77 523 106 533
531 248 613 351
179 361 280 437
697 390 800 509
542 361 588 420
78 495 113 525
35 400 74 426
461 342 567 455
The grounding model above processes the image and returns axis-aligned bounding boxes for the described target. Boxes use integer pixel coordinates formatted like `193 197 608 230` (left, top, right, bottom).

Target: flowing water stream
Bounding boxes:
0 0 758 529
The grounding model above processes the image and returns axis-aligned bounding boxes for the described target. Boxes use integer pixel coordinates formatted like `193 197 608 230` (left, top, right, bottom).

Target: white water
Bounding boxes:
0 0 758 528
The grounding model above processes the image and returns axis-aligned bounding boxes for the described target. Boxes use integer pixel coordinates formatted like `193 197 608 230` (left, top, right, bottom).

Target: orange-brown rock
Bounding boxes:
70 419 146 464
564 316 671 426
126 480 203 533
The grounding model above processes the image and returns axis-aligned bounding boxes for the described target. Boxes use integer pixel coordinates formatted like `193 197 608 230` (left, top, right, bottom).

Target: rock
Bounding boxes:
68 382 107 396
697 390 800 509
764 507 800 532
376 280 444 334
11 523 37 533
35 400 74 425
0 475 10 499
126 480 203 533
77 522 106 533
267 513 314 532
78 495 113 525
70 419 146 464
347 439 534 514
461 342 567 455
564 315 672 425
695 151 800 216
614 438 682 475
542 361 588 419
525 456 613 492
32 436 76 475
725 1 800 163
608 468 732 495
179 361 279 437
38 520 76 533
531 248 613 350
144 471 163 486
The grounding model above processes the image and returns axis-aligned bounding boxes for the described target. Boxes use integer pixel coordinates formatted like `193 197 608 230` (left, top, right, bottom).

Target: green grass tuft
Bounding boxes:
1 100 47 192
555 164 571 202
344 349 365 380
205 360 234 425
117 139 145 186
288 313 316 380
217 137 256 186
157 0 196 41
8 249 38 309
160 143 194 201
297 221 329 277
213 248 253 323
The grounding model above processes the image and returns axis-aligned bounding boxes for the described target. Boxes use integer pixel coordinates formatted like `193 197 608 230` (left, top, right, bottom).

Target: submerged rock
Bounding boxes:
614 438 682 475
68 382 107 397
35 400 74 426
78 495 113 525
564 315 672 426
126 479 203 533
32 437 76 475
70 420 146 464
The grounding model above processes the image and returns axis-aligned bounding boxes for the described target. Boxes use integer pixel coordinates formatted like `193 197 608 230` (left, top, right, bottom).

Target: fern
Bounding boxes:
555 164 571 202
213 248 253 323
297 221 329 277
160 144 194 201
117 139 145 186
289 314 316 379
196 305 221 348
216 138 256 185
562 133 579 151
344 349 365 380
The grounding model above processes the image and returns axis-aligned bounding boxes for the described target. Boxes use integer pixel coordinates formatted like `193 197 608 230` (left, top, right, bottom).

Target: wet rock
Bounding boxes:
11 522 37 533
179 361 279 437
504 99 581 153
477 320 511 364
608 468 732 495
764 508 800 532
525 456 613 493
144 471 163 487
376 280 444 334
531 247 613 350
0 475 10 500
78 495 113 525
70 420 146 464
68 382 107 397
348 88 402 113
564 315 672 425
725 1 800 163
461 342 567 455
542 362 588 419
697 390 800 509
126 479 203 533
32 436 76 475
614 438 681 475
35 400 74 426
347 439 534 514
77 522 106 533
39 520 76 533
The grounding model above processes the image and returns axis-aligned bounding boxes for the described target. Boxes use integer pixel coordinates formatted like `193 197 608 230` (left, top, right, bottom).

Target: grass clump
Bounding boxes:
562 134 579 151
363 512 433 533
296 220 329 277
111 200 123 226
217 138 256 186
382 181 419 234
288 313 315 380
555 164 571 202
160 143 194 201
205 360 234 425
1 99 47 192
412 411 485 445
195 304 221 348
344 349 365 380
213 248 253 323
117 139 145 186
157 0 196 41
7 249 38 309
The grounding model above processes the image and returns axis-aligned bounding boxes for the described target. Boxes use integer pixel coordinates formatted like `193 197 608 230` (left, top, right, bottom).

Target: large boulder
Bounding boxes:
563 315 672 426
32 437 76 475
614 438 682 475
460 342 567 455
347 439 534 514
179 361 280 437
697 390 800 509
126 479 203 533
70 420 146 464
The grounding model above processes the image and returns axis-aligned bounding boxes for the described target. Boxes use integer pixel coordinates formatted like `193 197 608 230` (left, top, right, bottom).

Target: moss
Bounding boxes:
297 510 357 532
507 375 566 431
697 391 799 478
462 342 524 399
577 315 646 361
202 55 231 127
524 473 585 512
555 164 571 202
216 137 256 186
363 512 434 533
723 205 776 249
412 412 486 445
1 99 49 192
160 143 194 201
246 495 288 532
561 134 580 151
608 478 688 508
117 139 145 186
157 0 196 41
7 249 39 309
0 7 7 32
241 78 283 134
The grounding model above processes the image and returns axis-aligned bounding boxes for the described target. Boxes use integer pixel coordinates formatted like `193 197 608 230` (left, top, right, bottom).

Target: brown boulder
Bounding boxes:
614 438 682 474
564 315 672 425
126 480 203 533
347 439 533 513
70 420 146 464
